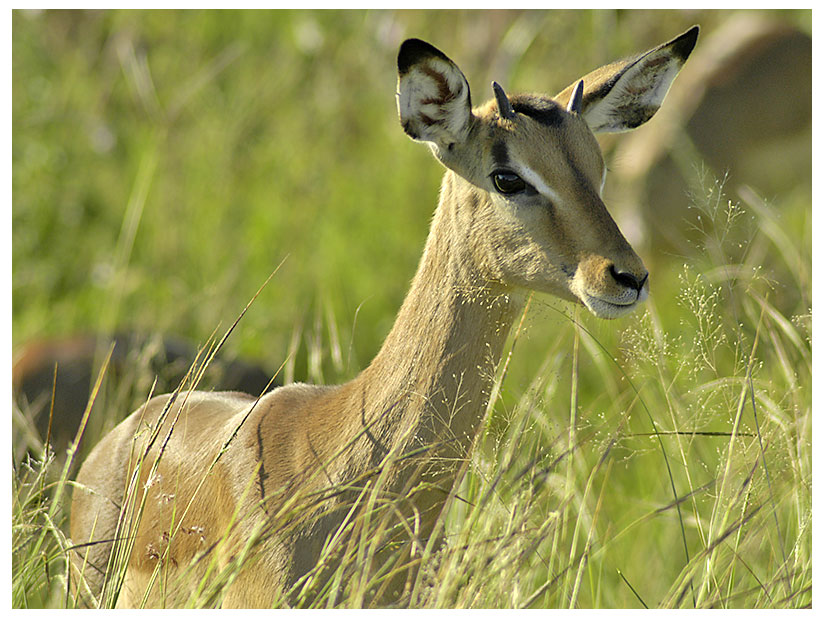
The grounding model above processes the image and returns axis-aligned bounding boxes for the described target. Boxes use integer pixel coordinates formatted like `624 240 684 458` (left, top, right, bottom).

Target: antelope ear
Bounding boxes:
555 26 699 133
397 39 472 153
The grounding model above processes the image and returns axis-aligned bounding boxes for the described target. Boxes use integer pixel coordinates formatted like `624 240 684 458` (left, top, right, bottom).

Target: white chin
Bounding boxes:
582 295 644 319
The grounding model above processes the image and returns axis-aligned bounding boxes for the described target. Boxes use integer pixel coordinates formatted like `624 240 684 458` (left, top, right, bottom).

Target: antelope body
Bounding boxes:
70 27 698 608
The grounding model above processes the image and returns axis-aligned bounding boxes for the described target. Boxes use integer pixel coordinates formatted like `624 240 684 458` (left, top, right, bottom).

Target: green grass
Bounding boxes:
13 9 811 609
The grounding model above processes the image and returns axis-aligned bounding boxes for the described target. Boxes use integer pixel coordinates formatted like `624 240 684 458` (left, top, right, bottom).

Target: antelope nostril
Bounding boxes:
610 265 648 292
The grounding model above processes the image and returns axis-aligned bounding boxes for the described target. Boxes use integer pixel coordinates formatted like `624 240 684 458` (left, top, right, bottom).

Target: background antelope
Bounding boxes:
66 28 704 607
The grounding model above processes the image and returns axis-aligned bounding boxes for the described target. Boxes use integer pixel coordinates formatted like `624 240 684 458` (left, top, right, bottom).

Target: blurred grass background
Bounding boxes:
11 9 810 379
12 9 811 608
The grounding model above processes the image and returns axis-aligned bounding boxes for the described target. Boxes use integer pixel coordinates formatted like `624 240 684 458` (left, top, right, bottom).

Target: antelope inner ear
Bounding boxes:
554 25 699 133
397 39 472 151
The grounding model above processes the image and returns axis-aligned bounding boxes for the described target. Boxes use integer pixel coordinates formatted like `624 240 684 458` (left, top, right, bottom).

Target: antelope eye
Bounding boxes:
491 171 527 195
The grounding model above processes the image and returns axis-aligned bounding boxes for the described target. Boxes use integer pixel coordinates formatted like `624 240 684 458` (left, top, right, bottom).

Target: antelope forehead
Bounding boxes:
509 95 566 128
518 124 608 197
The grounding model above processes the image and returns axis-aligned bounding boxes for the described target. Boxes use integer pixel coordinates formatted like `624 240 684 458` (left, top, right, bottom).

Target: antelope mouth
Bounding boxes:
581 287 648 319
567 259 649 320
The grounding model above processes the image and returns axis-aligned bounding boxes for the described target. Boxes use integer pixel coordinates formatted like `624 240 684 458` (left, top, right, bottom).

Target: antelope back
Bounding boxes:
397 27 698 318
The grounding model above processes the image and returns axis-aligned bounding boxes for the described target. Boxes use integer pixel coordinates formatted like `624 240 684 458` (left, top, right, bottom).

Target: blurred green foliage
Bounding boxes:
12 9 809 376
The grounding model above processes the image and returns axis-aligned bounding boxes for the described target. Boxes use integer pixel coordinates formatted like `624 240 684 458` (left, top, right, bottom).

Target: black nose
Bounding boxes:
610 265 648 292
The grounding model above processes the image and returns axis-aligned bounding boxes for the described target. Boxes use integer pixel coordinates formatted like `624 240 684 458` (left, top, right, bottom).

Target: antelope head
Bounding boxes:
397 27 698 318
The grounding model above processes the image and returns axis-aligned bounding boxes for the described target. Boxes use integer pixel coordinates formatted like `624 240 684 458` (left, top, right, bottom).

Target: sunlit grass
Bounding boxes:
13 174 810 608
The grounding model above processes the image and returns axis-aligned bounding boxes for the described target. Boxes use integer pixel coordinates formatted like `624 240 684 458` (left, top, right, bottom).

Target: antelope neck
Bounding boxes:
349 174 522 467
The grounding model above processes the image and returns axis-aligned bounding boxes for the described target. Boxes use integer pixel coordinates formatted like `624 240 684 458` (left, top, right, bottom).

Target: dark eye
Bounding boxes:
491 171 527 195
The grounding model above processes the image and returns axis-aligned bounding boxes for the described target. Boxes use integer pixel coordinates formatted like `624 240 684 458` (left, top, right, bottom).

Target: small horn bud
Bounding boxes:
567 79 584 114
492 81 516 120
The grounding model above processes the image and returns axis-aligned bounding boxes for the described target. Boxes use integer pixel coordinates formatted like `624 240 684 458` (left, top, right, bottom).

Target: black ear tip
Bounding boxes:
398 38 451 74
672 25 700 59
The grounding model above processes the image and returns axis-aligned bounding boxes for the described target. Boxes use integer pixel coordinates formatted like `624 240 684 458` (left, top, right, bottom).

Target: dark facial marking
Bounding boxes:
491 139 510 170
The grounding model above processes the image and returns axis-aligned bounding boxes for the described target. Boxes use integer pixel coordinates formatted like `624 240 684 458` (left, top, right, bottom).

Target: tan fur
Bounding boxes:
70 28 698 608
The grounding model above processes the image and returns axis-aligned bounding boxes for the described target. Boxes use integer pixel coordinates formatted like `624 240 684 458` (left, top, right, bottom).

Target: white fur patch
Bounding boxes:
512 163 564 206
